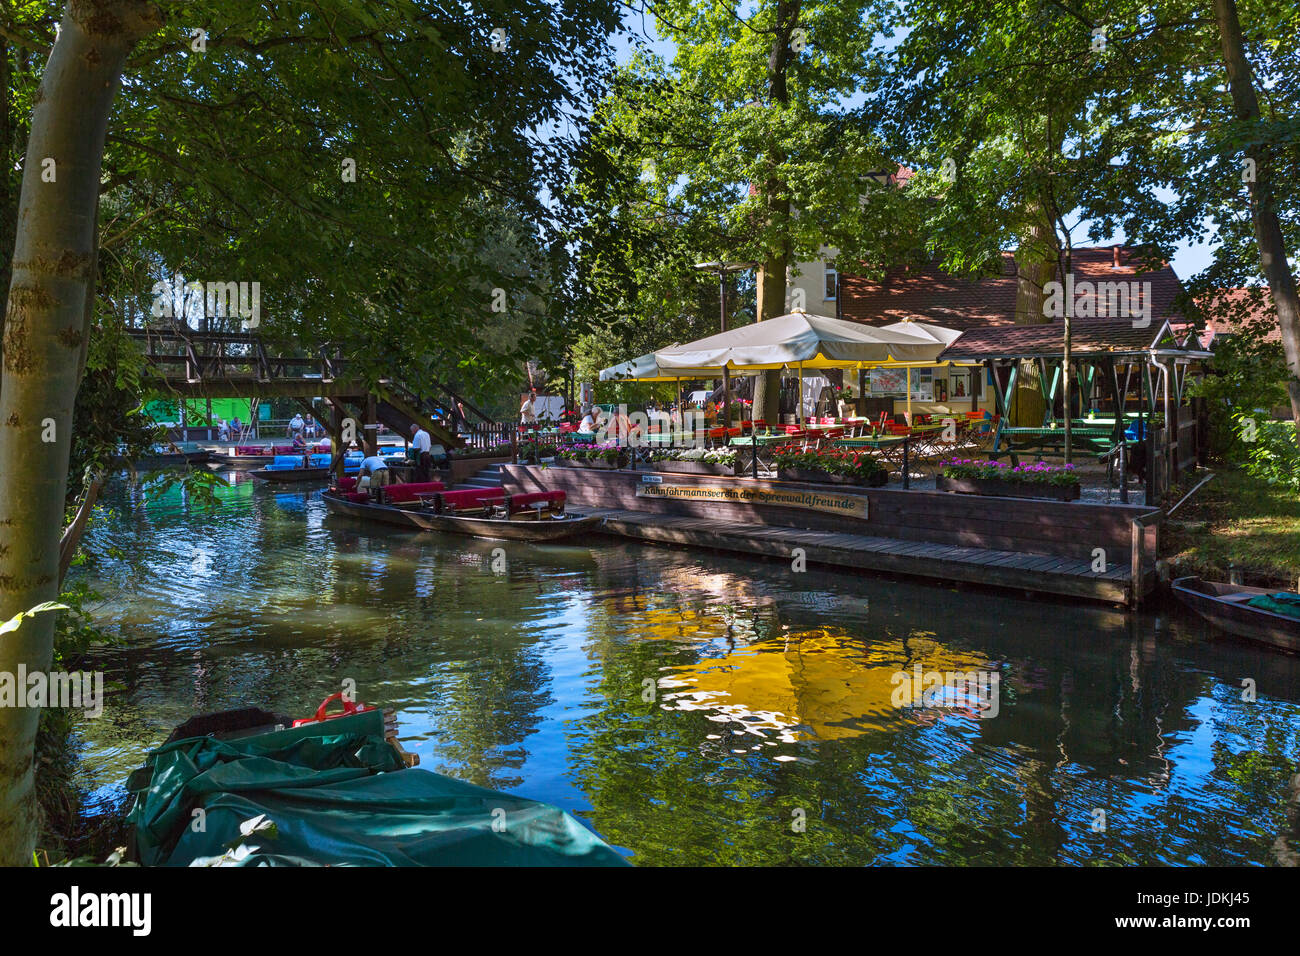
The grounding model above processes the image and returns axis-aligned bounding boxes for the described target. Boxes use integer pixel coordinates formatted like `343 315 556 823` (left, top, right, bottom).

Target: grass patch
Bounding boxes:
1165 468 1300 587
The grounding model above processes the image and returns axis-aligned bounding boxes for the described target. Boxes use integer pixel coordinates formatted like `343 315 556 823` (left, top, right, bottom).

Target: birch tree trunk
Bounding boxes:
0 0 160 865
752 0 800 428
1213 0 1300 440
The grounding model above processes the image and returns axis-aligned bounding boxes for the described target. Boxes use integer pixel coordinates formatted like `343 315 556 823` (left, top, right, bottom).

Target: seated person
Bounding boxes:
291 432 309 451
579 407 603 433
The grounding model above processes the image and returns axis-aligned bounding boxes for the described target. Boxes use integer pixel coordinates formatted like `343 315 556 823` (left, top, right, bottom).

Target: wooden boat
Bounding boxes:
128 449 212 469
1172 576 1300 653
249 465 335 483
125 700 627 867
321 488 597 541
207 452 275 469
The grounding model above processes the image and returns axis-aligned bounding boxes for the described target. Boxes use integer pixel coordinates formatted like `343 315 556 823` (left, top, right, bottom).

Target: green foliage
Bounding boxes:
772 445 886 481
649 446 736 468
940 458 1081 486
1231 411 1300 491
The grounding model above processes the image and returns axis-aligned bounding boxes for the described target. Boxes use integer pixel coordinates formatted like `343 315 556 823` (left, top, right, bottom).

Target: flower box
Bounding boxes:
777 467 886 487
648 461 735 477
558 457 624 470
936 475 1081 501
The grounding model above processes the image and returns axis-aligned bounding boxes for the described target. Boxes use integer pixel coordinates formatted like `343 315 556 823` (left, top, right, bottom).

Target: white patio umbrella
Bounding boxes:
652 310 937 371
597 352 720 382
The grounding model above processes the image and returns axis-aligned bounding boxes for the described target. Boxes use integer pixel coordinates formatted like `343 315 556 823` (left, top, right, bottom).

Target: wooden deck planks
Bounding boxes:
588 508 1133 604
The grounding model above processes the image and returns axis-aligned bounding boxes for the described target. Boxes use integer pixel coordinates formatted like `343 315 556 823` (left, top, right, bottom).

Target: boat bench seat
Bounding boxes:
340 491 369 503
380 481 447 504
505 491 566 514
271 444 298 455
434 488 506 512
235 446 263 455
336 477 358 492
267 455 306 470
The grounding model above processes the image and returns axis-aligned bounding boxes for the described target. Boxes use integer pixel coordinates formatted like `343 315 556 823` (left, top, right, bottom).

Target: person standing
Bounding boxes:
410 423 432 482
520 390 539 427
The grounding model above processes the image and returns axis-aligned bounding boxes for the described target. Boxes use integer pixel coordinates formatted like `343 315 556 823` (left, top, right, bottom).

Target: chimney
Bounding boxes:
1112 245 1122 269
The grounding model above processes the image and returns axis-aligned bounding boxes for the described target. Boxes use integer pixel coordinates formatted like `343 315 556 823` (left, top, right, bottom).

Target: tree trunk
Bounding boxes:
1213 0 1300 440
0 0 160 865
751 0 801 429
1011 219 1056 426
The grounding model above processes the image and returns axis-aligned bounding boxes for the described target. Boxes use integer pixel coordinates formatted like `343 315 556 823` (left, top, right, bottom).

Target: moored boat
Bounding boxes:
1171 576 1300 653
322 479 596 542
124 697 628 866
249 453 363 483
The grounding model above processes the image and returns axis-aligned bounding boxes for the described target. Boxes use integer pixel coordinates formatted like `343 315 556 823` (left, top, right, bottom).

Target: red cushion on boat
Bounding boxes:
508 491 565 513
437 488 505 509
336 477 358 492
381 480 447 503
343 492 369 503
272 444 297 454
235 445 262 455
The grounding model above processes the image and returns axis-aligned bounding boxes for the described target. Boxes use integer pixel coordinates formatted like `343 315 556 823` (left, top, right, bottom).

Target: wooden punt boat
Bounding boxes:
129 449 212 469
125 700 626 867
1172 576 1300 653
321 488 597 541
208 452 275 469
249 465 335 483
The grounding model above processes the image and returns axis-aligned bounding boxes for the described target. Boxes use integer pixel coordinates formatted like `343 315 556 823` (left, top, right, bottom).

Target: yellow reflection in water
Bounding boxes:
658 627 992 742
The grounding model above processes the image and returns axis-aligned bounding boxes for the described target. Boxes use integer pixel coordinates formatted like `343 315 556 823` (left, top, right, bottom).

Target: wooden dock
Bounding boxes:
583 508 1143 605
501 465 1160 606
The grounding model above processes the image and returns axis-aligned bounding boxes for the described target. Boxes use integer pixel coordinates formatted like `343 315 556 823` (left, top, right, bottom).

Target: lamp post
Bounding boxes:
694 261 757 431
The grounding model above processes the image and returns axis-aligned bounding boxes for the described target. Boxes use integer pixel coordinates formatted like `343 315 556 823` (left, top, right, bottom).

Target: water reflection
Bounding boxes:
75 473 1300 866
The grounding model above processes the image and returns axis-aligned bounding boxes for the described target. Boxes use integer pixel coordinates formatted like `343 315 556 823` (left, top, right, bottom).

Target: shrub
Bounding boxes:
940 458 1080 486
1232 412 1300 492
650 447 736 468
557 442 624 465
772 445 886 482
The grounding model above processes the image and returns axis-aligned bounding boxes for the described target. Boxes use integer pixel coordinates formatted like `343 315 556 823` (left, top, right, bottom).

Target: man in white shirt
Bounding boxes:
410 424 432 481
520 390 538 426
288 412 304 438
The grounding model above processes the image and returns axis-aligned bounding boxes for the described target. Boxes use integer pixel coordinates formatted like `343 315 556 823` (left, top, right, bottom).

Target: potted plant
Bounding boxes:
556 442 627 470
648 447 737 476
937 458 1082 501
772 445 887 487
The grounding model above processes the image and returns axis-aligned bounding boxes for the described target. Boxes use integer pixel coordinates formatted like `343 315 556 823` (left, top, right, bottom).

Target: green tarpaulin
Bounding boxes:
1246 592 1300 620
126 709 628 867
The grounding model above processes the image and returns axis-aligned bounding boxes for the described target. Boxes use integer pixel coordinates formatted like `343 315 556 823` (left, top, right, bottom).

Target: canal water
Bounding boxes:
74 473 1300 865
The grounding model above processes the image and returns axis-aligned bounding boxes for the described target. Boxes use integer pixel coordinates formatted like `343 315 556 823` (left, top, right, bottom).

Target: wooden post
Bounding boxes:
364 394 378 457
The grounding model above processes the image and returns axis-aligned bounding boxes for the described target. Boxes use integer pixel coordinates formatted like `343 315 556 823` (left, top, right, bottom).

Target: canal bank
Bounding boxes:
502 464 1161 606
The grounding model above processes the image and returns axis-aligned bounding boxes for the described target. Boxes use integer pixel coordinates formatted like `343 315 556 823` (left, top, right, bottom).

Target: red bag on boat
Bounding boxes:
292 692 375 727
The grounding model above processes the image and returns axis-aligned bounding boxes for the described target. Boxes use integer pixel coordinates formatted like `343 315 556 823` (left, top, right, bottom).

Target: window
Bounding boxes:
824 262 838 301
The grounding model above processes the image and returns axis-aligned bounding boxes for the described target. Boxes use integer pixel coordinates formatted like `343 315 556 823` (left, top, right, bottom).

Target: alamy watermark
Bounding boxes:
0 666 103 717
890 664 1000 718
150 277 261 329
1043 275 1152 327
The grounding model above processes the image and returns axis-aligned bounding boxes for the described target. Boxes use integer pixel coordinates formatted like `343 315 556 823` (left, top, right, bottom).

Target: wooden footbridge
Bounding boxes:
128 325 508 452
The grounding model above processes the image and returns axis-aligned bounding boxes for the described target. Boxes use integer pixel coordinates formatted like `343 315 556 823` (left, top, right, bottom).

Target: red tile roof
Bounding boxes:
1192 288 1280 346
839 246 1185 331
936 319 1203 361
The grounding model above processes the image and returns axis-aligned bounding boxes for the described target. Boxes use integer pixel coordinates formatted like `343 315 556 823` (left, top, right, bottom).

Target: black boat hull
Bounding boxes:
1172 576 1300 653
322 489 597 541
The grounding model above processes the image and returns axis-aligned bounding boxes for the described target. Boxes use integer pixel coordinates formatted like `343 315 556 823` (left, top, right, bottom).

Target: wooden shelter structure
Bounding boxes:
937 319 1213 500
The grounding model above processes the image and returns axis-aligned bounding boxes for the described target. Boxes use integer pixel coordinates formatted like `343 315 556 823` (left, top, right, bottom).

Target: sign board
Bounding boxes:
635 483 868 520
